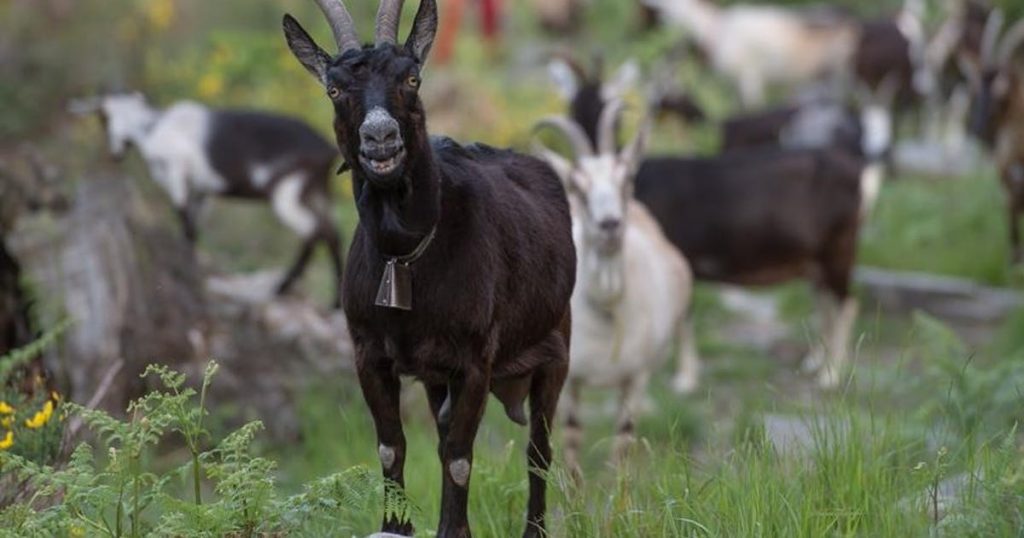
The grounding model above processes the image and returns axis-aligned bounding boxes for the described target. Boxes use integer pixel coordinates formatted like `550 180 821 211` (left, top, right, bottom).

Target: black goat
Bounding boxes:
634 147 879 388
283 1 575 537
719 83 897 160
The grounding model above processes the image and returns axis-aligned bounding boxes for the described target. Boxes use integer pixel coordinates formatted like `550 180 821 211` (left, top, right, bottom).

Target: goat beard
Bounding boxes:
582 248 625 313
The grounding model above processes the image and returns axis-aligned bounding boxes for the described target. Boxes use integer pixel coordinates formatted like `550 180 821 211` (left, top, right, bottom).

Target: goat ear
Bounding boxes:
533 143 574 188
283 14 333 86
602 60 639 102
406 0 438 64
548 59 580 101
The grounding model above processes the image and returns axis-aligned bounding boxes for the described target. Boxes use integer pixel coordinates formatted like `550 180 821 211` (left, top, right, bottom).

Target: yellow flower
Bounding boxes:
0 417 10 429
197 72 225 100
0 401 13 414
0 430 12 450
25 400 54 429
50 391 62 403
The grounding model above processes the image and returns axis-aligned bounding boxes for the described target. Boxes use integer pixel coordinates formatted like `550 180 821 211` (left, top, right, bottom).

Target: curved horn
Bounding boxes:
376 0 405 45
980 9 1005 66
598 98 627 155
998 18 1024 65
534 117 594 159
314 0 361 53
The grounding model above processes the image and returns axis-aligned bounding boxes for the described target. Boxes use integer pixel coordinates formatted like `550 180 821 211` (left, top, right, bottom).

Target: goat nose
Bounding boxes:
599 218 621 232
361 123 399 145
360 108 401 147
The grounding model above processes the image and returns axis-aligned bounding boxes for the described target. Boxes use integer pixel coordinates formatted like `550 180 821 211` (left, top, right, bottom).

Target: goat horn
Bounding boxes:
598 98 627 155
980 9 1005 67
534 117 594 159
998 18 1024 66
313 0 361 54
376 0 405 45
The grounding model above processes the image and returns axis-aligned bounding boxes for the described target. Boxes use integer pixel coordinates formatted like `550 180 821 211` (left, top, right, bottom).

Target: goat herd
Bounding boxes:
29 0 1023 536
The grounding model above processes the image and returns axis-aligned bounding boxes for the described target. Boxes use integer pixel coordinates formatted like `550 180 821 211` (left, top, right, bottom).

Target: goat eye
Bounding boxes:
327 87 341 99
407 75 420 89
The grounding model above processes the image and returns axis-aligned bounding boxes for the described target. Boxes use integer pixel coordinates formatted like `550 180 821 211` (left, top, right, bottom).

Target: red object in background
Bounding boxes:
480 0 500 38
435 0 502 65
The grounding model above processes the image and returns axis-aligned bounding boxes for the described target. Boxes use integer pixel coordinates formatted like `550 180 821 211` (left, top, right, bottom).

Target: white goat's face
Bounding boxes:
569 154 631 254
98 93 150 160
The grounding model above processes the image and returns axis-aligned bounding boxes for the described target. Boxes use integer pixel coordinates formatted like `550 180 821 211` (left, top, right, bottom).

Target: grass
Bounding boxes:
265 364 1024 537
860 173 1021 287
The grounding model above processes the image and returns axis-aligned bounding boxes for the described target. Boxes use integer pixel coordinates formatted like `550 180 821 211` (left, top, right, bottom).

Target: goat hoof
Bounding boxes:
816 368 840 390
522 525 546 538
380 519 413 537
436 525 471 538
801 351 824 374
671 373 698 395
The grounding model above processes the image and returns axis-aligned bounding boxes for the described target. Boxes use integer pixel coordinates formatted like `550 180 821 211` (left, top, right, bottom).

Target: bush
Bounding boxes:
0 361 390 537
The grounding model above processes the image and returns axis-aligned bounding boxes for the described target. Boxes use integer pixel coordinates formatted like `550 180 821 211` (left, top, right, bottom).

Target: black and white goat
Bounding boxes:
534 101 696 472
284 0 575 536
70 93 345 307
718 80 899 162
632 116 891 388
963 9 1024 262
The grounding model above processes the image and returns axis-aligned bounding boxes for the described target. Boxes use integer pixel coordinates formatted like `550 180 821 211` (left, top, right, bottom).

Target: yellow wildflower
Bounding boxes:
50 391 62 403
197 73 225 100
1 417 10 429
0 430 12 450
25 400 54 429
0 401 13 414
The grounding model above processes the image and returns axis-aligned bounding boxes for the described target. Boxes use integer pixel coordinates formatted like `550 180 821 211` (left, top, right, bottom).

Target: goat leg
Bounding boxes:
177 207 199 244
322 226 345 309
275 238 316 298
611 373 648 467
437 361 491 538
671 311 700 394
355 350 412 536
560 379 583 485
524 341 569 538
425 383 451 460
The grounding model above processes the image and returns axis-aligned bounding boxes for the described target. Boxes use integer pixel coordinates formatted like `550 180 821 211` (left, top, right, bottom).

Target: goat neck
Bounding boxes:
353 139 442 258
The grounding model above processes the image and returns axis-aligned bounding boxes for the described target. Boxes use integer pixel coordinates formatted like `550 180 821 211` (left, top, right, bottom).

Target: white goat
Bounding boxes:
69 93 345 307
642 0 860 107
535 100 697 470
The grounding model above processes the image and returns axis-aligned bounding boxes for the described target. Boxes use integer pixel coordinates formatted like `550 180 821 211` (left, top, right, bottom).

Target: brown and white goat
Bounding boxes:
534 101 696 472
70 94 345 307
284 0 575 536
963 10 1024 262
642 0 860 107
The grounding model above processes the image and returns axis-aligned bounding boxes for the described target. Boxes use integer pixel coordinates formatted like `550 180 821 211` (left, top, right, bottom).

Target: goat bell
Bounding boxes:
375 259 413 310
